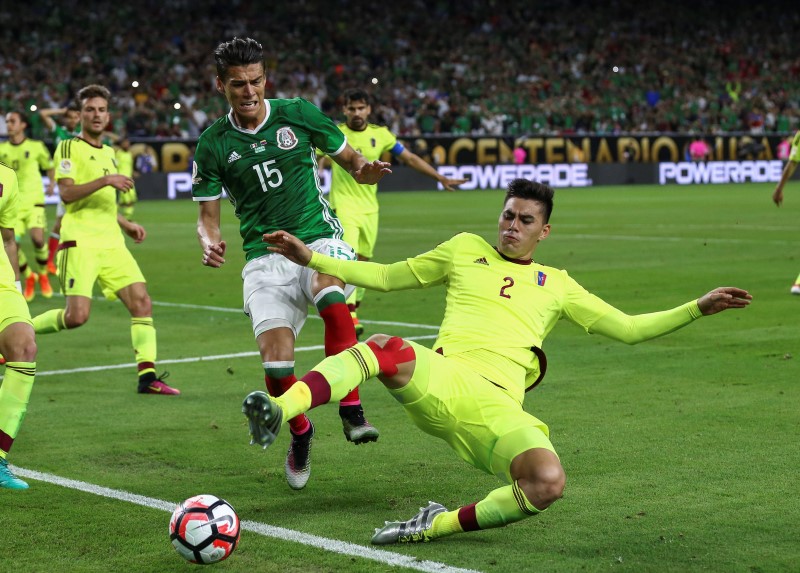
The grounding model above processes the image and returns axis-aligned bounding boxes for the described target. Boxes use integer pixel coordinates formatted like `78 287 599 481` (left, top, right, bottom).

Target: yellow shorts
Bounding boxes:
56 241 146 300
337 210 378 259
14 205 47 236
117 187 138 206
390 341 556 484
0 285 32 333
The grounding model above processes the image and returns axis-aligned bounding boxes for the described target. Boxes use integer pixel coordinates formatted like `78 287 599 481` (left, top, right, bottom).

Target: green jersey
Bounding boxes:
328 123 403 215
192 98 347 261
52 124 81 146
0 138 53 210
0 162 20 286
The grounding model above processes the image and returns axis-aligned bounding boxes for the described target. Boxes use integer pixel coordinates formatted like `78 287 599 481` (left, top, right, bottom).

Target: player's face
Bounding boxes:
217 64 266 129
64 110 80 130
5 113 26 138
497 197 550 260
343 99 370 131
80 97 110 138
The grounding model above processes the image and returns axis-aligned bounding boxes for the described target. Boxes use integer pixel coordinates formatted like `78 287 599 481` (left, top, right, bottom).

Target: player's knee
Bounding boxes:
64 309 89 328
365 333 392 347
519 463 566 510
2 332 37 362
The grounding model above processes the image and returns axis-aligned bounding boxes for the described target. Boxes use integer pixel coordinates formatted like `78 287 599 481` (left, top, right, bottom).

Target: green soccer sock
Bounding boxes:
32 309 66 334
131 317 157 378
275 343 380 420
0 362 36 457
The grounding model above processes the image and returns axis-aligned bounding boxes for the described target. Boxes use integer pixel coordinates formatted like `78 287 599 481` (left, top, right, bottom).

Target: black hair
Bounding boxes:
214 37 264 80
342 88 371 106
7 110 29 126
504 179 554 222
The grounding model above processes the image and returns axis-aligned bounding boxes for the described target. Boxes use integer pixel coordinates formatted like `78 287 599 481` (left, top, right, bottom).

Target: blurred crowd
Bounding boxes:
1 0 798 141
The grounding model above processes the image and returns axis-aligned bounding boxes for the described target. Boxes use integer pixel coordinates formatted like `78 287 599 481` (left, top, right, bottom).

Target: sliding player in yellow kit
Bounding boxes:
245 178 751 544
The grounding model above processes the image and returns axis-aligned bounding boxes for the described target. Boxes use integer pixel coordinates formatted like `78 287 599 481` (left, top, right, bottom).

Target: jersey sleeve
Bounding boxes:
0 166 20 229
192 134 224 201
380 127 404 156
54 140 80 181
299 99 346 156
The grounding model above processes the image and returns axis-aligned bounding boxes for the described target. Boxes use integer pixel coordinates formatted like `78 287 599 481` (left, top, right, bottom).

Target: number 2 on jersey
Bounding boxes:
499 277 514 299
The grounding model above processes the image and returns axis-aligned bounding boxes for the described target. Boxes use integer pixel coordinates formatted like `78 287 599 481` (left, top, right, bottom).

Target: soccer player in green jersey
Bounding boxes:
31 84 180 396
0 112 56 302
772 129 800 294
0 161 38 489
115 137 138 221
321 88 467 337
245 178 751 543
40 103 81 275
193 37 390 490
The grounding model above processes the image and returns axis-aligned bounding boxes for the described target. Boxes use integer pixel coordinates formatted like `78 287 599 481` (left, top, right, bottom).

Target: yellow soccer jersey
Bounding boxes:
0 138 52 210
789 130 800 163
310 232 700 404
0 162 21 286
328 123 403 214
54 137 124 248
116 148 134 178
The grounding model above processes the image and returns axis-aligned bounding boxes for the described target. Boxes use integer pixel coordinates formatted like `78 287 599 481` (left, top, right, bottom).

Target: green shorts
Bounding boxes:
337 210 378 259
56 241 146 300
0 285 32 332
390 341 557 484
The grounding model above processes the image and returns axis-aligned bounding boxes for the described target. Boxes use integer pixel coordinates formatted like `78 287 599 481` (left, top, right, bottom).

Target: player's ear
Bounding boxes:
215 77 225 94
538 224 551 242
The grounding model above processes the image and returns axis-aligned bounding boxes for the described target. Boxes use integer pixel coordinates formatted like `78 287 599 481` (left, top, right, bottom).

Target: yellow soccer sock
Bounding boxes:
131 317 157 378
32 309 66 334
429 510 464 539
0 362 36 456
34 243 49 269
276 343 380 420
474 481 543 529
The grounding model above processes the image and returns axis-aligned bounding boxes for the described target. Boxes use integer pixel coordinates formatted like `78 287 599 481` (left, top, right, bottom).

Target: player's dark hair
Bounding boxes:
77 84 111 106
504 179 554 222
7 110 29 126
214 37 264 80
343 88 370 106
65 102 80 113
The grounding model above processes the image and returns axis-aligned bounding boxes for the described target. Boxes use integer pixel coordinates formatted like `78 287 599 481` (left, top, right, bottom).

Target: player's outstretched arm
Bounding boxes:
197 199 226 268
773 160 797 206
696 286 752 315
263 231 313 266
398 149 467 191
333 144 392 185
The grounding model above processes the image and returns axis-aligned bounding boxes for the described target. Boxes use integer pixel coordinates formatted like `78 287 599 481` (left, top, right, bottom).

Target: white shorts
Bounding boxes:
242 238 356 338
56 201 66 218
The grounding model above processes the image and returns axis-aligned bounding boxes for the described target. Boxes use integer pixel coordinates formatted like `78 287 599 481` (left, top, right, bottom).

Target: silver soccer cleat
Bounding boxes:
284 422 314 490
341 418 380 445
371 501 447 545
242 391 283 448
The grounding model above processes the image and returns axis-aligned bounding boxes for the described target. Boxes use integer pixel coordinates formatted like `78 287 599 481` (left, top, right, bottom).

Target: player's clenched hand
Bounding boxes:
106 174 135 191
772 187 784 207
697 287 752 316
202 241 227 268
123 222 146 243
353 160 392 185
263 231 312 266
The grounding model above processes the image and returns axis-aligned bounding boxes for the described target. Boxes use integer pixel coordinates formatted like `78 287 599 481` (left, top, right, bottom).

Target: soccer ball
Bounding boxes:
169 494 241 565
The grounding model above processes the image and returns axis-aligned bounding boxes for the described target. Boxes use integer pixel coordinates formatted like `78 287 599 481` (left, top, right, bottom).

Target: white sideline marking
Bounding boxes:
12 467 482 573
151 300 441 331
34 334 439 377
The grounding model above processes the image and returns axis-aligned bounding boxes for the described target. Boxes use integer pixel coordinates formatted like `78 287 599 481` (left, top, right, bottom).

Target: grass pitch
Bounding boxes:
4 184 799 572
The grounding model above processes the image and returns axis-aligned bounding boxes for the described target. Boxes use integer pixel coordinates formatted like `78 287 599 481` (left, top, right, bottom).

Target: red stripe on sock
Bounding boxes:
319 303 357 356
301 371 332 409
0 430 13 454
458 503 480 531
137 361 155 372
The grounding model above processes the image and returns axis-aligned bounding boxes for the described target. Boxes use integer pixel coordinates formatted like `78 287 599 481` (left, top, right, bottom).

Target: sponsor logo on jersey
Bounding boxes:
536 271 547 286
473 257 489 266
276 127 298 150
227 150 242 163
250 140 267 153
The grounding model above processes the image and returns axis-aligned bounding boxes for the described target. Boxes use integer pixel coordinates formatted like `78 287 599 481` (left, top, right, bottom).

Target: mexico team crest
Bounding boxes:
276 127 298 150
